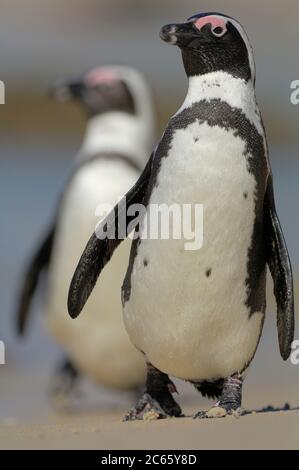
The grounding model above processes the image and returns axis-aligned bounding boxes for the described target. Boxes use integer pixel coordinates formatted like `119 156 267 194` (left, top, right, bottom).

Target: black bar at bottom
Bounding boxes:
0 450 297 464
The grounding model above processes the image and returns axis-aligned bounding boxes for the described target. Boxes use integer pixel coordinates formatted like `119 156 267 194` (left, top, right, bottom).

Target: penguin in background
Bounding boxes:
68 13 294 420
17 66 155 404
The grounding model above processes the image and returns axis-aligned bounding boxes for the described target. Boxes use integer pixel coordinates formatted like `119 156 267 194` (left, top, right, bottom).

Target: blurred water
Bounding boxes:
0 137 298 377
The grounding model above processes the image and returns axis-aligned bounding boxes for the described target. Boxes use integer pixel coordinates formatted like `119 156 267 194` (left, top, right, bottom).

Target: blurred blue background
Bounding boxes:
0 0 298 417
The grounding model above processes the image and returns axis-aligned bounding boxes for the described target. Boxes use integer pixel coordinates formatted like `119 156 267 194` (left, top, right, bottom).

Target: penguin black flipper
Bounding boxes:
16 224 55 335
68 153 154 319
264 175 294 360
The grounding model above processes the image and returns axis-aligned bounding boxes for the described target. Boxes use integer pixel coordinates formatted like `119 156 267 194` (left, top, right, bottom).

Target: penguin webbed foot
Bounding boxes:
124 392 180 421
194 375 244 419
194 405 244 419
50 358 82 411
124 363 182 421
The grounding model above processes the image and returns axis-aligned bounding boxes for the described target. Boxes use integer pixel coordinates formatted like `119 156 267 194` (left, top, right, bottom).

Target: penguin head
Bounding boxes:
160 12 255 82
50 66 136 116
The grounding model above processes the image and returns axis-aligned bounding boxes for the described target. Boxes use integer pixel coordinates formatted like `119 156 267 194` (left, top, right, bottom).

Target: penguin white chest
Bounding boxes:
124 121 264 381
46 159 146 389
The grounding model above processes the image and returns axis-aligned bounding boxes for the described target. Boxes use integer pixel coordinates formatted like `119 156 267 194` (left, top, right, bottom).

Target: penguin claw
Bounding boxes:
123 392 182 421
123 393 169 421
194 406 244 419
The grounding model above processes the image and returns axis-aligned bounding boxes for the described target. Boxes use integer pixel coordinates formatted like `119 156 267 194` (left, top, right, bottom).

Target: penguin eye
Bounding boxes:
212 26 226 37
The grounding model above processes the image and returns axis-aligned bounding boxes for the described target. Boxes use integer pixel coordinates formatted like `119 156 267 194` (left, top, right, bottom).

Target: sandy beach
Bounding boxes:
1 308 298 450
0 411 299 450
0 367 298 450
1 404 298 450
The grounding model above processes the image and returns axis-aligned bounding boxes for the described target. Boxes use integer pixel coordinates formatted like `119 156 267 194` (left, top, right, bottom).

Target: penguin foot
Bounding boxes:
194 374 244 419
124 362 182 421
49 359 82 412
50 384 83 412
124 393 170 421
124 392 182 421
194 405 244 419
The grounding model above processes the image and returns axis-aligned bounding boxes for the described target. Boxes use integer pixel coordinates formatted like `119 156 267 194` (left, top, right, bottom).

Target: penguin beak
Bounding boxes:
49 79 84 101
160 22 197 47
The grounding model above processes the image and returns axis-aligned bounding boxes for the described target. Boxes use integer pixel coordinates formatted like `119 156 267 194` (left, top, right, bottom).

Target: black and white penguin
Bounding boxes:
68 14 294 419
17 66 155 401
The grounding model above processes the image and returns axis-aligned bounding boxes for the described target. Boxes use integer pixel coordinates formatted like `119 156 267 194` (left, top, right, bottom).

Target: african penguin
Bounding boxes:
68 14 294 420
17 66 155 403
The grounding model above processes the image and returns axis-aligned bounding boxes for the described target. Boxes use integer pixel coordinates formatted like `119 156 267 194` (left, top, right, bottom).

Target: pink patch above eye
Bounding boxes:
194 16 227 35
85 68 119 86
